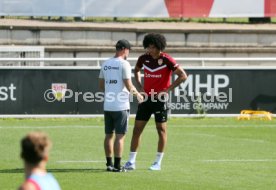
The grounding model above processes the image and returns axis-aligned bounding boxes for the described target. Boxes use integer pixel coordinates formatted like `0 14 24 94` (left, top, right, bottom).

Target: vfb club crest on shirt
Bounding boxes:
51 83 67 101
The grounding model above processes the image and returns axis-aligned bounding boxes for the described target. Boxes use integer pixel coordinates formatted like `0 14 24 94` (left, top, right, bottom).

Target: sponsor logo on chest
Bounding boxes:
145 73 162 78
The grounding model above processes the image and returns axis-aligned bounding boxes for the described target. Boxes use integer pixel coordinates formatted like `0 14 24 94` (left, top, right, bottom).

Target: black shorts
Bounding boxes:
104 110 129 134
135 97 168 123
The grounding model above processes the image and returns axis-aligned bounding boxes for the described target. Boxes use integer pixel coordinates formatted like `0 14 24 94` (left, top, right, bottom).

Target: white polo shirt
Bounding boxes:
99 57 132 111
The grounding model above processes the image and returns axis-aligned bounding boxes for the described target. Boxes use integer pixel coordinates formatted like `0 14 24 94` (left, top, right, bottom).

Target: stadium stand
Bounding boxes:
1 19 276 66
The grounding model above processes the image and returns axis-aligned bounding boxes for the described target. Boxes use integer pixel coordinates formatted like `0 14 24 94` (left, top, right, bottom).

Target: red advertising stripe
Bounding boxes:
164 0 214 17
265 0 276 16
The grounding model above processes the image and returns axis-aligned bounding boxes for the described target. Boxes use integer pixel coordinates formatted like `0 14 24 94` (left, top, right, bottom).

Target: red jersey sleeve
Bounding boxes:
163 53 179 71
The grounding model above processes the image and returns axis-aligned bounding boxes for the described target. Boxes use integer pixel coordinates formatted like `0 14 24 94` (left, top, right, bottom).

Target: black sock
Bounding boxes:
106 157 112 166
114 157 121 169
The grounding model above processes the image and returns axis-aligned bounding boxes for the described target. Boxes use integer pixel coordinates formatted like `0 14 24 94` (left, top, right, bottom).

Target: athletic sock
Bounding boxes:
154 152 164 165
128 152 137 163
106 157 113 166
114 157 121 169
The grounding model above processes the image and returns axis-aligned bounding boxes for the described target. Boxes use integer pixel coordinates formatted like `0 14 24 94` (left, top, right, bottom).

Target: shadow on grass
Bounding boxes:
0 168 106 174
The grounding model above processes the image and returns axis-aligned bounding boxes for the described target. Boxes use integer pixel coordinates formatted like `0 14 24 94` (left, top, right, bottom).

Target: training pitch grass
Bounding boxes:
0 117 276 190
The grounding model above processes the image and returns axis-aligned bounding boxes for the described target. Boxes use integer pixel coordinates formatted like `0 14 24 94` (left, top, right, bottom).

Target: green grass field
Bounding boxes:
0 117 276 190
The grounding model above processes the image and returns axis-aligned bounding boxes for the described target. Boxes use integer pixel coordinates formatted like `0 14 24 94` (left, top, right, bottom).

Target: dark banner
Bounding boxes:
170 69 276 114
0 68 276 114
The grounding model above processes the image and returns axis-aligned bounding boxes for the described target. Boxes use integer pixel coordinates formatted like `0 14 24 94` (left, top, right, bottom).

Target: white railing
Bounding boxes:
0 46 45 66
1 57 276 67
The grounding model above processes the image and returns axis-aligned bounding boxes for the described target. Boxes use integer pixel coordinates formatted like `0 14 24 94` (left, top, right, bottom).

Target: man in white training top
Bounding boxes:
99 39 143 172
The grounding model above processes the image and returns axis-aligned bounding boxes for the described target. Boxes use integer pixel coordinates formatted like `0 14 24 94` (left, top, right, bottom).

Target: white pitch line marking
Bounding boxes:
56 160 146 164
0 124 275 129
187 133 216 137
170 124 276 128
0 125 101 129
56 160 106 163
202 159 276 162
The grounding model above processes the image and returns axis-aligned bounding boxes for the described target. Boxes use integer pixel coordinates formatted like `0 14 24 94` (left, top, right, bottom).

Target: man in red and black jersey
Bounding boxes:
125 33 188 171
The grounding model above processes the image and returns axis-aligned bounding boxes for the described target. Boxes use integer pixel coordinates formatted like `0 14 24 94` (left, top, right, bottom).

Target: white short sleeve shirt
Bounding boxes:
99 57 131 111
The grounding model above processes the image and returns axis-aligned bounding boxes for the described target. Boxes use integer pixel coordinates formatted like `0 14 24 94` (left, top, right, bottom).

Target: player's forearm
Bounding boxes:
134 72 143 91
124 79 138 95
124 79 144 103
167 74 187 92
98 80 105 91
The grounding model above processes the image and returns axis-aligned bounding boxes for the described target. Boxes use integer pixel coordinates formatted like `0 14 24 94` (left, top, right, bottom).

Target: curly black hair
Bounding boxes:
143 33 167 51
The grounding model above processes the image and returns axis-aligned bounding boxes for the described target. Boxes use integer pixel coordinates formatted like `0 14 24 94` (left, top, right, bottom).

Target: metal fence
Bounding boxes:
1 57 276 67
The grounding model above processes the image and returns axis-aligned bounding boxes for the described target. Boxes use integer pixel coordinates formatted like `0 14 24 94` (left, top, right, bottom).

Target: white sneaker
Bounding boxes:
124 161 136 170
106 165 113 172
149 162 161 171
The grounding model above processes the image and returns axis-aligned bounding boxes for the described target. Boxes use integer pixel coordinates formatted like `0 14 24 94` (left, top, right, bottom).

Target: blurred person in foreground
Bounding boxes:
99 39 143 172
124 33 187 171
18 132 61 190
